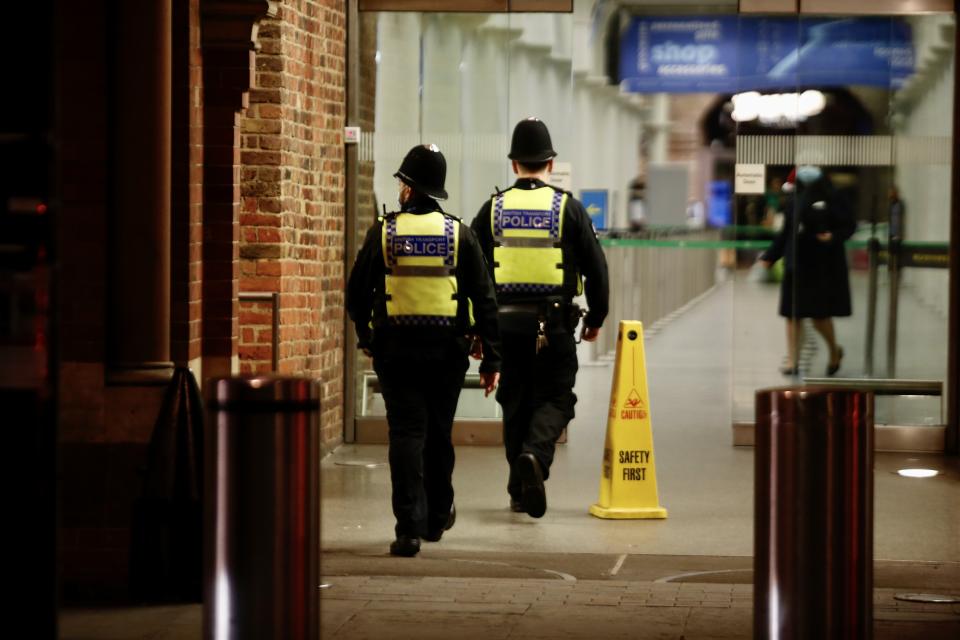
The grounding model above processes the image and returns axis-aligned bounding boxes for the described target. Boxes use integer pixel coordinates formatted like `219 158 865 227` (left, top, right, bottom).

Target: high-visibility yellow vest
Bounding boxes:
381 211 459 326
491 186 566 295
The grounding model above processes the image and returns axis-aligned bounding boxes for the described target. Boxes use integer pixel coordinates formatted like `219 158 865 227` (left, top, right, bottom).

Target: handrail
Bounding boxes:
238 291 280 372
599 237 951 251
803 377 943 424
801 378 942 396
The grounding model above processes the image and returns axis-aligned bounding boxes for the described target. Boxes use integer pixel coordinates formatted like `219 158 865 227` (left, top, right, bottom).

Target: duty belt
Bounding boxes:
498 301 584 353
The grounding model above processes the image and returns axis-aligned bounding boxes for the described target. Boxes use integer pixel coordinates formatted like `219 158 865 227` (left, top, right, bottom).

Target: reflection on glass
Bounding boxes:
355 8 954 438
727 12 954 430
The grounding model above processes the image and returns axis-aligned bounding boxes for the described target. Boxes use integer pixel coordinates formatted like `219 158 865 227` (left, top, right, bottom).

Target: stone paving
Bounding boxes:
57 572 960 639
314 575 960 640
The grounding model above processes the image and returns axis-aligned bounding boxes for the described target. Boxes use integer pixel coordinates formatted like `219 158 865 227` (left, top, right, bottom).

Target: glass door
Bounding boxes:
731 11 955 449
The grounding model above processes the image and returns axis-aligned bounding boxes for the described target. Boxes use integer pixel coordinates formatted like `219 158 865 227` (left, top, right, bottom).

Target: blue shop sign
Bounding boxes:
581 190 609 230
620 16 914 93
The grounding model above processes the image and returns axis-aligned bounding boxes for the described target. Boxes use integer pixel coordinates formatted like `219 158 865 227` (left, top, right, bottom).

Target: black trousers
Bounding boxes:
374 352 468 538
496 330 578 501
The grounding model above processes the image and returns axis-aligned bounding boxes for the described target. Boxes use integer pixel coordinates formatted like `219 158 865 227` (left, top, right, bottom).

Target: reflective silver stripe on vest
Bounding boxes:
494 237 561 248
387 265 456 277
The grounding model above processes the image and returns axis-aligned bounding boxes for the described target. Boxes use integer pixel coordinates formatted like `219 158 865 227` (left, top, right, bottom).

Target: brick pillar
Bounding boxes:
200 0 278 380
238 1 347 450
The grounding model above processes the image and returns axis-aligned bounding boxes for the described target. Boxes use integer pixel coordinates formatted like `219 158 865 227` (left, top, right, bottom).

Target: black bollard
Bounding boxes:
754 386 874 640
203 377 320 640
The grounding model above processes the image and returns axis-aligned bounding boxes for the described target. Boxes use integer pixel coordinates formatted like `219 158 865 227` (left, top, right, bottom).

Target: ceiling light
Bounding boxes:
730 90 826 124
896 468 939 478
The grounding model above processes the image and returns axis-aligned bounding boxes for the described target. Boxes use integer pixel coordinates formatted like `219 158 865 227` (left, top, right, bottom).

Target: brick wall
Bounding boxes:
240 0 346 449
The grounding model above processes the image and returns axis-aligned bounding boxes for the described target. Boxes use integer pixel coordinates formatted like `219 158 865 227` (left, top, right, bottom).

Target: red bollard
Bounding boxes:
203 377 320 640
754 386 874 640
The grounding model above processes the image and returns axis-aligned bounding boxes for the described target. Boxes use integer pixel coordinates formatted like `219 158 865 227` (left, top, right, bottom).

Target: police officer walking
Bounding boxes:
347 144 501 556
471 118 609 518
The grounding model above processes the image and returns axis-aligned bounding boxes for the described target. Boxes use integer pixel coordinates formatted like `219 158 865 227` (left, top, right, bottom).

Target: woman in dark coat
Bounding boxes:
760 166 855 376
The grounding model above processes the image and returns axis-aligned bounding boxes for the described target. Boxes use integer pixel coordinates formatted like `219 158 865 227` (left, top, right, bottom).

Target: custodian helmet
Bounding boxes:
508 117 558 164
394 144 448 200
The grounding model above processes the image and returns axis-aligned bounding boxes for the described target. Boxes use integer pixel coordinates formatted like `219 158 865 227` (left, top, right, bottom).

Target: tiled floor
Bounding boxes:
323 277 960 561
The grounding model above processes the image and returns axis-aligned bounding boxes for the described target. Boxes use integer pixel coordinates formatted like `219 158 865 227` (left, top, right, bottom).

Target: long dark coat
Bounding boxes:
762 175 856 319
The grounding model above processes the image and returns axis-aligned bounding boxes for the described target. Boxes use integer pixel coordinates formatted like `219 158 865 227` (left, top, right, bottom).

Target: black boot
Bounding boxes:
516 453 546 518
423 504 456 542
389 535 421 557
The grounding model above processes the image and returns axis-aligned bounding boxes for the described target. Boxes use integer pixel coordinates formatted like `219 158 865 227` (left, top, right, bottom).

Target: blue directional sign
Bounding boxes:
620 16 914 94
581 190 609 231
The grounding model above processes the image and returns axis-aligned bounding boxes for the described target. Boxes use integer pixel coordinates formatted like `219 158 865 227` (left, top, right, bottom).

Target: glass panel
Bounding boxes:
884 14 954 424
354 10 578 433
354 7 955 440
790 15 887 385
791 13 954 427
730 12 955 429
729 15 804 426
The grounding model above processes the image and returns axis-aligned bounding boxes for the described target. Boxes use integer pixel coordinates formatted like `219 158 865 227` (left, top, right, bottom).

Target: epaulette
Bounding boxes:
440 211 462 222
546 183 573 197
489 185 507 198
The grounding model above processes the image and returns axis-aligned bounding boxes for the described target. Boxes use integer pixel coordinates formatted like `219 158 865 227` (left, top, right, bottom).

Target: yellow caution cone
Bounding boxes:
589 320 667 519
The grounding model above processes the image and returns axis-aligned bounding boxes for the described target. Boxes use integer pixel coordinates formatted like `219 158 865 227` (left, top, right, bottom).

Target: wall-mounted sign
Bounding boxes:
344 126 361 145
549 162 572 192
581 189 609 231
620 16 914 94
735 164 766 194
878 245 949 269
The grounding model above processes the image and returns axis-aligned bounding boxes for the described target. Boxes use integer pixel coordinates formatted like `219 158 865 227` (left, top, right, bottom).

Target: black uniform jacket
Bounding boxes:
761 176 855 318
471 178 609 330
761 176 855 272
346 194 502 374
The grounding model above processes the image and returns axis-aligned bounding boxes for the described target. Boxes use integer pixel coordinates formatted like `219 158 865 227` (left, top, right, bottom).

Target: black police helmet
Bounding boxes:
508 117 557 164
394 144 448 200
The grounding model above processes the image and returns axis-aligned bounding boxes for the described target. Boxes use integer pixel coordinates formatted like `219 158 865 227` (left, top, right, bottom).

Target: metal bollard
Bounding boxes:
203 377 320 640
754 386 874 640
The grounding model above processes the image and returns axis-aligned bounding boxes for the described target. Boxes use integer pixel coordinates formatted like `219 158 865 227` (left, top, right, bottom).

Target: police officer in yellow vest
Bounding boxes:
471 118 609 518
347 144 501 557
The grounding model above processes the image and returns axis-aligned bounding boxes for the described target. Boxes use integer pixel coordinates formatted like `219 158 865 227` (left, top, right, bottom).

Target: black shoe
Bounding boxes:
509 498 524 513
423 504 456 542
389 535 420 557
827 346 844 376
516 453 546 518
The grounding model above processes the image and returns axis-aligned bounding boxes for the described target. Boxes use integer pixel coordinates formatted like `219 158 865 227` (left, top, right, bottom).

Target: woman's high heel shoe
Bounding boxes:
827 346 844 376
779 364 799 376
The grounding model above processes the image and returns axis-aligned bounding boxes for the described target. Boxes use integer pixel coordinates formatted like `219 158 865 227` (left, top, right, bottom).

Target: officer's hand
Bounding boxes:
816 232 833 243
480 371 500 397
758 259 772 269
581 325 600 343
